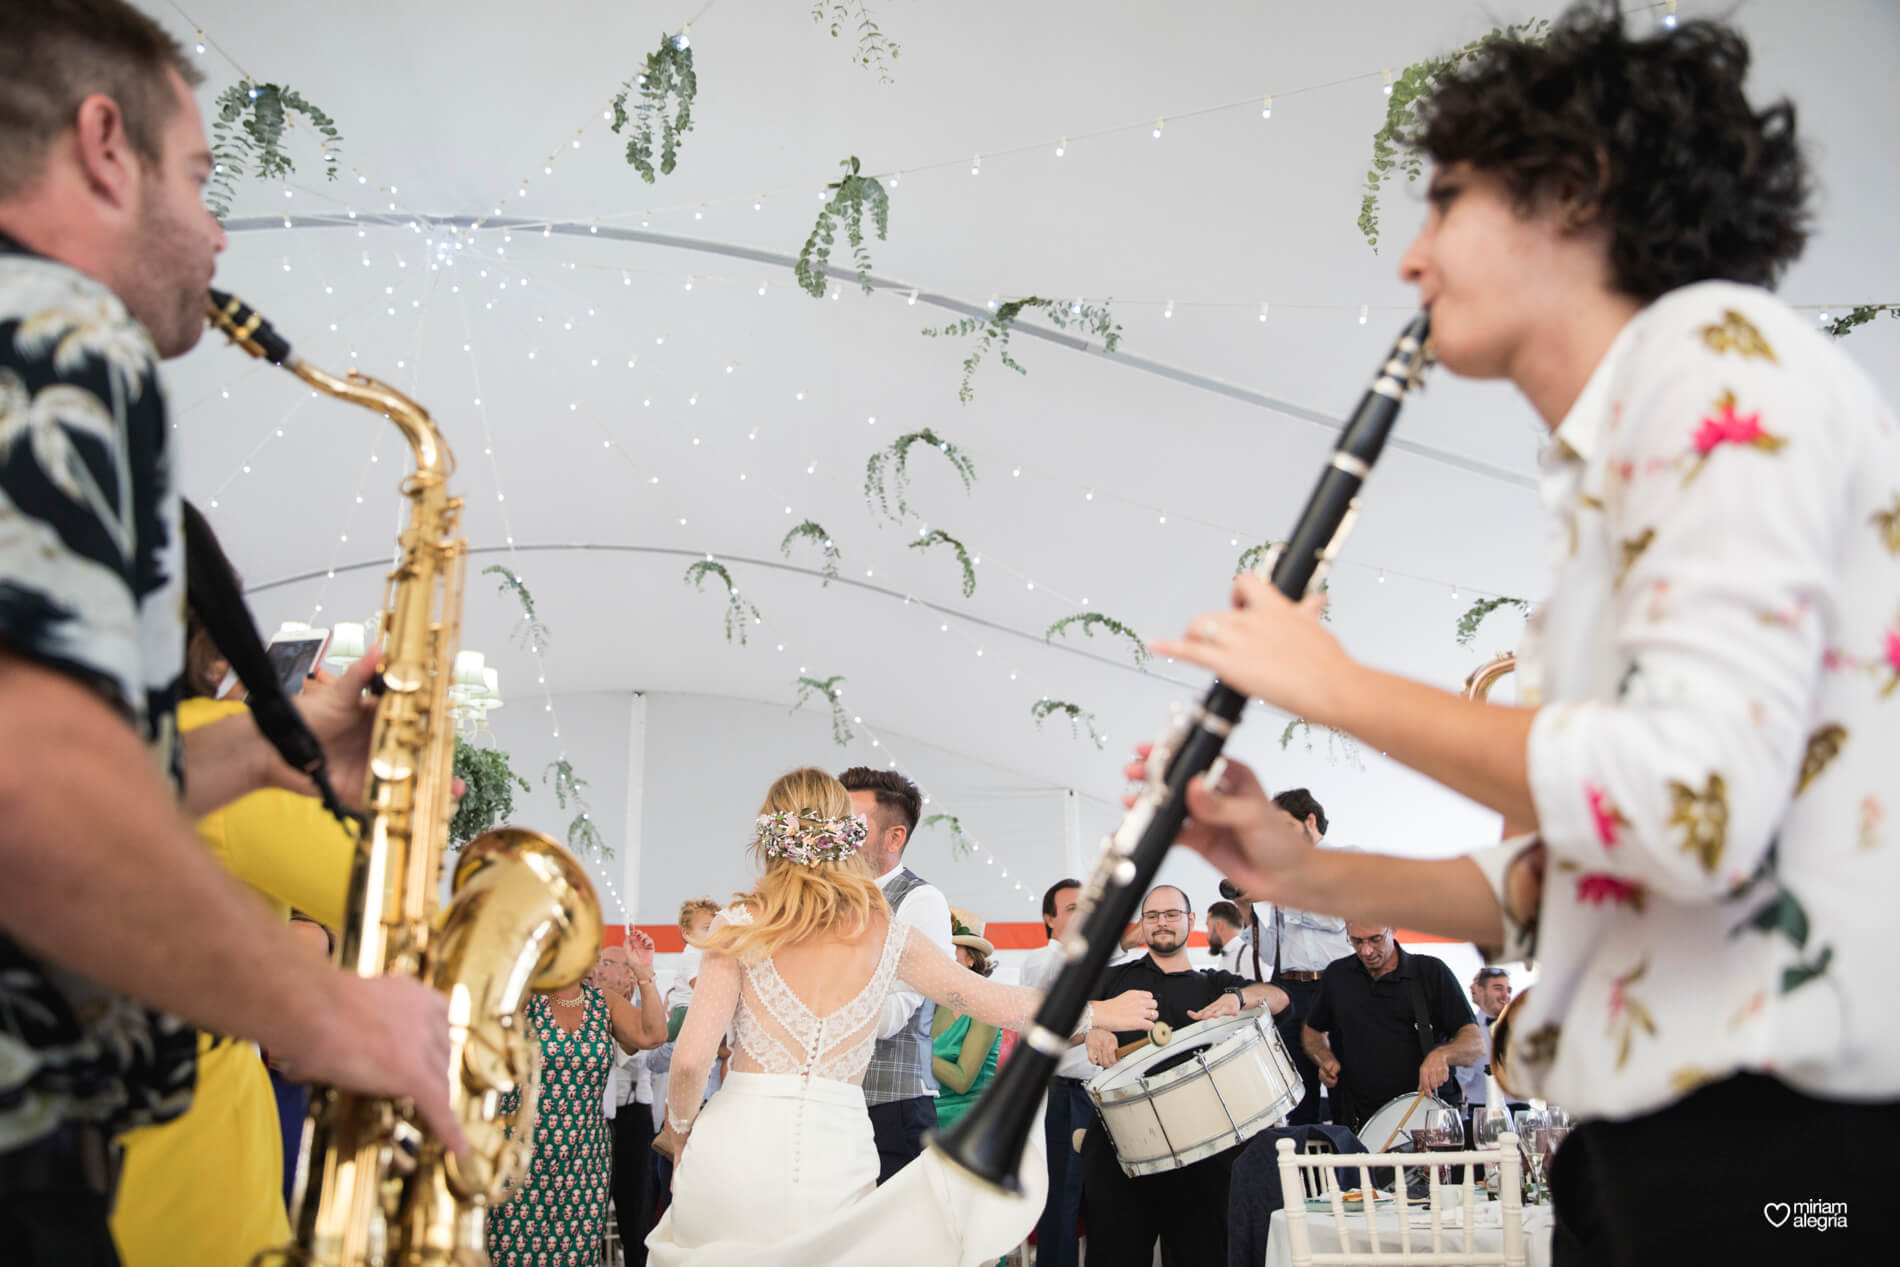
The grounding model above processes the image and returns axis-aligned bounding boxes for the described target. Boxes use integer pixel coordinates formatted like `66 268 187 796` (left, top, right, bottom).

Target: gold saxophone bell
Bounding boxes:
207 290 604 1267
1462 652 1535 1102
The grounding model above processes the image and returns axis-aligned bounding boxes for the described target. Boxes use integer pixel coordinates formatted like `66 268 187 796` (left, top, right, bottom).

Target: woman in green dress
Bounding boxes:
486 935 667 1267
931 910 1003 1132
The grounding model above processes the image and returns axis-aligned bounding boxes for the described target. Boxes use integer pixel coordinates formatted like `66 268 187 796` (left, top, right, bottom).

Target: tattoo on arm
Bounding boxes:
948 990 968 1014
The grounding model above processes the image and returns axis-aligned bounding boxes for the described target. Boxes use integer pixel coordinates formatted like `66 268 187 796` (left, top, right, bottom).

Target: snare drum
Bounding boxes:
1085 1007 1302 1176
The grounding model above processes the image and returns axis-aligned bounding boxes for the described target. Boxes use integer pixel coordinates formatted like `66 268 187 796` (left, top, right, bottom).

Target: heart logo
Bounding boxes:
1763 1203 1792 1228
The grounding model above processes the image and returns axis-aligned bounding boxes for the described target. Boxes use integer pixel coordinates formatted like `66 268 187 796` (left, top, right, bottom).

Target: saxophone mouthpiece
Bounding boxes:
206 288 295 366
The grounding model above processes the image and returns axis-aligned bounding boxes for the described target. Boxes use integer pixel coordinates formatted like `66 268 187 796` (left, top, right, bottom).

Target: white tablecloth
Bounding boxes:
1265 1203 1555 1267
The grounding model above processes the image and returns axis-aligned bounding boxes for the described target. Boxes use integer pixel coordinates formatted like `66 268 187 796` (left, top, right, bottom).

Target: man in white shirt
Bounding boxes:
1204 900 1254 980
1454 967 1513 1112
840 767 953 1185
1148 8 1899 1263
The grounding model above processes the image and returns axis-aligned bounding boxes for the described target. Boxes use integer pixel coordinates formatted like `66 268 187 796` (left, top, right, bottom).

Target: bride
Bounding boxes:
646 768 1157 1266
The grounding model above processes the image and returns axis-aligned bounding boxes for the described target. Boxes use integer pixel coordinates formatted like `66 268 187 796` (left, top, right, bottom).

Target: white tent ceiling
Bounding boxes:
150 0 1900 887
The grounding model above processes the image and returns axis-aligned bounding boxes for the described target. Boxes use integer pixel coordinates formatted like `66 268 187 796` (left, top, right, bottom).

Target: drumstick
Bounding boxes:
1113 1021 1174 1060
1376 1090 1429 1153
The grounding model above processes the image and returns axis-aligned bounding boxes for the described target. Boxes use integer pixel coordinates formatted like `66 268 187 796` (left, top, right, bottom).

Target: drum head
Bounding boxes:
1359 1092 1458 1154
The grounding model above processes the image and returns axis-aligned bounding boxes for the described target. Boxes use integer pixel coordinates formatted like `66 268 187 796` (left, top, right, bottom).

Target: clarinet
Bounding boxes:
931 312 1432 1190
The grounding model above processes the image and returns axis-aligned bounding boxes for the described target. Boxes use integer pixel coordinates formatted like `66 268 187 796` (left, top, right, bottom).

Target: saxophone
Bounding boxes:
207 290 604 1266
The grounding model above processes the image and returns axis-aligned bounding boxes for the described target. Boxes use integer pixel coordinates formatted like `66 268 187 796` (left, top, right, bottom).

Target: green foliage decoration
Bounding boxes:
1826 304 1900 338
909 529 977 597
1359 21 1549 250
1046 611 1149 668
450 738 529 848
683 559 761 644
921 297 1122 403
1455 596 1532 647
781 520 841 584
544 758 612 859
609 32 697 183
923 812 975 859
207 80 342 220
796 157 889 298
1278 718 1365 769
483 564 551 651
1031 697 1106 749
811 2 900 83
863 428 976 521
792 675 853 747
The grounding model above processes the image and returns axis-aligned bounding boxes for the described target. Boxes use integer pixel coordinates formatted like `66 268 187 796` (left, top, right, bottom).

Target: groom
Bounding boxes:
841 767 955 1184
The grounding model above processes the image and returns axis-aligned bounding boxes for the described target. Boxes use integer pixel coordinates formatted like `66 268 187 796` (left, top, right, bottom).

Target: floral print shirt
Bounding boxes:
0 233 194 1152
1473 281 1900 1121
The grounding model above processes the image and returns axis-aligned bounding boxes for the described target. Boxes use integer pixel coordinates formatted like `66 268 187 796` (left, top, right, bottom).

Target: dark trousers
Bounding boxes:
1081 1125 1236 1267
1551 1072 1896 1267
0 1189 121 1266
268 1066 309 1211
0 1124 124 1267
1034 1078 1090 1267
611 1102 656 1266
868 1095 937 1186
1273 978 1328 1125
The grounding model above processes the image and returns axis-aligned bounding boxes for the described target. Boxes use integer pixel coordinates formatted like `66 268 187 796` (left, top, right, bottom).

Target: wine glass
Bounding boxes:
1540 1105 1573 1187
1472 1104 1511 1198
1513 1107 1550 1201
1410 1103 1467 1191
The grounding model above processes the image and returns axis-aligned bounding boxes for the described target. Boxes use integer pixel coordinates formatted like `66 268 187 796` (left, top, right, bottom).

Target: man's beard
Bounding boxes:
1149 931 1183 954
1206 931 1226 955
124 190 209 359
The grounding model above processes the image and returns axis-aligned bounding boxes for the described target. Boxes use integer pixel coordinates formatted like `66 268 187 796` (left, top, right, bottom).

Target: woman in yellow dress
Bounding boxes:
108 601 356 1265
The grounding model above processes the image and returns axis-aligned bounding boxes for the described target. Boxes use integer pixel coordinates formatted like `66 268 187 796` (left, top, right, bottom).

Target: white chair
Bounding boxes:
1272 1132 1524 1267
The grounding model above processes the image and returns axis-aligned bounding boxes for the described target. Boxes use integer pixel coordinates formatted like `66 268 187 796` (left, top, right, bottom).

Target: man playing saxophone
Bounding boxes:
0 4 463 1262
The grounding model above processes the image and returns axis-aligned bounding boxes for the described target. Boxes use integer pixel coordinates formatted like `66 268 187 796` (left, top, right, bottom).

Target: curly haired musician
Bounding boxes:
1148 4 1898 1264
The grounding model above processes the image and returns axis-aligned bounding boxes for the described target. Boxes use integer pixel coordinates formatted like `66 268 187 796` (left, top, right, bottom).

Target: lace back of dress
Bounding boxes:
729 911 904 1085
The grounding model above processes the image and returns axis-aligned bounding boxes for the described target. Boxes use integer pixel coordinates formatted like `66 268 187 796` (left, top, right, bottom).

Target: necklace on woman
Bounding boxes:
549 989 586 1008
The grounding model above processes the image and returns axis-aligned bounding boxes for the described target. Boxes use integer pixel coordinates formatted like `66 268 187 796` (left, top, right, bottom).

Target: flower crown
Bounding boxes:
755 809 869 867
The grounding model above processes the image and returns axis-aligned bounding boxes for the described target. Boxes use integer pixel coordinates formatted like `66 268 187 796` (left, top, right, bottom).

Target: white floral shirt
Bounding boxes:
1473 281 1900 1122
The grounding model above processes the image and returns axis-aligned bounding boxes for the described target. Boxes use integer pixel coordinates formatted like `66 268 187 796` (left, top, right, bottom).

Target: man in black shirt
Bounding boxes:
1080 885 1288 1267
1302 923 1482 1137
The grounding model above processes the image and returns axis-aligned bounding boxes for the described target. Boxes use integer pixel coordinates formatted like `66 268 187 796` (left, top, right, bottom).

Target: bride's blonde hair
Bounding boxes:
694 767 888 962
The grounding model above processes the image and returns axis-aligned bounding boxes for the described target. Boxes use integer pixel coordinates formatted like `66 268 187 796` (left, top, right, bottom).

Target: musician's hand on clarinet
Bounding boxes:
1150 574 1354 726
1120 752 1309 905
1086 1028 1120 1068
1094 989 1160 1034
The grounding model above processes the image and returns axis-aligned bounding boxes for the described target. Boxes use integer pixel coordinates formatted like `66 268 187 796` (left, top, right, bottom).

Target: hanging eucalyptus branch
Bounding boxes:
863 428 977 521
1359 20 1549 250
1279 718 1366 769
921 297 1122 403
1827 304 1900 338
1047 611 1150 668
1455 595 1532 647
483 564 551 651
1233 544 1333 621
683 559 761 643
923 812 976 859
909 529 977 597
796 157 889 298
206 80 343 220
780 519 842 584
450 738 529 848
792 675 853 747
1031 698 1106 749
812 1 900 83
544 758 612 859
609 32 697 183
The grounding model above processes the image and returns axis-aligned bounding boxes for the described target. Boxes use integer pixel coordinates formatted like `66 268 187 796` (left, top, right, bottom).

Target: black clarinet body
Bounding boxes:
931 312 1433 1191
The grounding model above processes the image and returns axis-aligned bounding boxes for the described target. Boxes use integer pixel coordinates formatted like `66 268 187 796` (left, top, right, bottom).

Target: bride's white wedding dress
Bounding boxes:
646 907 1048 1266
